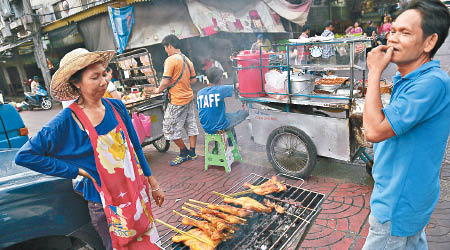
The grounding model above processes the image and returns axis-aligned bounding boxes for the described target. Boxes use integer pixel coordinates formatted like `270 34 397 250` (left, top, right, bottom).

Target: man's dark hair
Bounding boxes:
162 35 181 49
105 66 112 73
324 20 333 29
206 67 223 84
302 25 311 32
401 0 450 58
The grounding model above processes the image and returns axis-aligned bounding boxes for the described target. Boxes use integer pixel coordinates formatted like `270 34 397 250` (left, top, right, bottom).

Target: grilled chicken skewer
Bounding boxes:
189 199 253 217
155 219 216 248
212 192 272 213
185 202 246 224
173 210 225 241
172 228 220 250
232 176 287 196
182 206 235 234
223 196 272 213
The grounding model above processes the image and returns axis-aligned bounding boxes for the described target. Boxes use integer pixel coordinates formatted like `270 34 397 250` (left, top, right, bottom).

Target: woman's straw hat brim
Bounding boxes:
51 48 116 101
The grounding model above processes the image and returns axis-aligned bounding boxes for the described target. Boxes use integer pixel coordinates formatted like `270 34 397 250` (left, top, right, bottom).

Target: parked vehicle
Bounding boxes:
24 86 52 110
0 149 105 250
0 102 28 148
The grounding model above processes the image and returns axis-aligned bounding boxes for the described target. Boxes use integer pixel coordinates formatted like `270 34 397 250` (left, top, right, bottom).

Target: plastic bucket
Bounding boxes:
234 50 270 97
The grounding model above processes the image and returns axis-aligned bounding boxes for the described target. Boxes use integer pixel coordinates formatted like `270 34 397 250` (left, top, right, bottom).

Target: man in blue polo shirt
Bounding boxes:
197 67 248 142
362 1 450 249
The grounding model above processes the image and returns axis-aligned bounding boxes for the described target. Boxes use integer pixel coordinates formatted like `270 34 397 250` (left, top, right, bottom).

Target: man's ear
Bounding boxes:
424 33 438 53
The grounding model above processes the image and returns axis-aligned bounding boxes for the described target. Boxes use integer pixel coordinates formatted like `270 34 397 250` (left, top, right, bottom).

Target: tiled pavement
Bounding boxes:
146 148 450 250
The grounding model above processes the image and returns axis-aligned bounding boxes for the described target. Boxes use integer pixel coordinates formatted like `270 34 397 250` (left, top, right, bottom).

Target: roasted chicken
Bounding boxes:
181 217 224 241
243 176 287 196
206 203 252 218
199 208 246 225
223 197 272 213
264 199 286 213
186 209 235 233
172 228 220 250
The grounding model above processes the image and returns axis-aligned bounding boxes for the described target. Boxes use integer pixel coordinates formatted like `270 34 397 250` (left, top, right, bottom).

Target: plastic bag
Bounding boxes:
264 70 287 100
132 112 152 144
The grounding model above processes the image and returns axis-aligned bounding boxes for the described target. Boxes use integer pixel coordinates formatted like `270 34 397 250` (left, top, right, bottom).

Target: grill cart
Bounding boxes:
234 38 390 178
113 48 169 152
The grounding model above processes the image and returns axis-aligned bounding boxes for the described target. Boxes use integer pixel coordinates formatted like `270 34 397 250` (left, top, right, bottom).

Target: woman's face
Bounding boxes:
354 22 359 28
73 62 108 100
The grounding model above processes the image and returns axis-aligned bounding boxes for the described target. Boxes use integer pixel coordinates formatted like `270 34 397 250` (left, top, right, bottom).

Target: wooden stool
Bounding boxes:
204 130 242 173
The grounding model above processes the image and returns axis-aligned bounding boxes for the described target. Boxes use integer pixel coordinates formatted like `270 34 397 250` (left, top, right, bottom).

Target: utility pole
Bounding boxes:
22 0 52 95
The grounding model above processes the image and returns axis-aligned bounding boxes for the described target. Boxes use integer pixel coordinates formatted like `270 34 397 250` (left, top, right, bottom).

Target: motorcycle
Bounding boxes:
24 86 52 110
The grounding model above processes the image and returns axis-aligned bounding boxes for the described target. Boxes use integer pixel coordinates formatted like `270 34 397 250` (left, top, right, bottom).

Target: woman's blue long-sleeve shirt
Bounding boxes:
15 98 152 203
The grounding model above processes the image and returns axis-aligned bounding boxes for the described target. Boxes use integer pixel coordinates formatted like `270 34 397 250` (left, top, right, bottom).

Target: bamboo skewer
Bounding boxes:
284 211 310 224
212 191 233 199
185 202 247 222
182 206 198 214
228 188 257 197
173 209 191 219
155 219 215 247
189 199 209 206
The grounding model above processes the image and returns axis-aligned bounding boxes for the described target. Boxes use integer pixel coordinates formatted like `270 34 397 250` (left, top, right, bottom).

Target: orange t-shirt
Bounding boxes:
163 54 196 105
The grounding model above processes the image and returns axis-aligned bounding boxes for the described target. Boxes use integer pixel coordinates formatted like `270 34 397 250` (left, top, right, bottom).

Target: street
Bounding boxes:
16 33 450 250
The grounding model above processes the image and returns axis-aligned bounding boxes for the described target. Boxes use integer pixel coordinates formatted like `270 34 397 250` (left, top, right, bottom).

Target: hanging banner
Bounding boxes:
263 0 313 26
107 5 135 54
186 0 285 36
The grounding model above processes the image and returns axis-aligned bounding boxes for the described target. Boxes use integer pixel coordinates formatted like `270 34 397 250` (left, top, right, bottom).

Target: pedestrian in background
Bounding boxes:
346 21 363 36
364 20 377 38
299 25 311 39
363 0 450 249
152 35 199 166
321 20 336 64
15 48 165 250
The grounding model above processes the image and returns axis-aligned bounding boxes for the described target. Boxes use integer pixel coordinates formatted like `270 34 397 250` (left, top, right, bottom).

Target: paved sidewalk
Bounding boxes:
145 148 450 250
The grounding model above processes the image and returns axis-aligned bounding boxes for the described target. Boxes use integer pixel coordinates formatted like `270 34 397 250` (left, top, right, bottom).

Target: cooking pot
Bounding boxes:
287 73 314 100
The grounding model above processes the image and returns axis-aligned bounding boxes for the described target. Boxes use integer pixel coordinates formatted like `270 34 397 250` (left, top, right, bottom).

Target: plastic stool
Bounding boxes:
205 130 242 173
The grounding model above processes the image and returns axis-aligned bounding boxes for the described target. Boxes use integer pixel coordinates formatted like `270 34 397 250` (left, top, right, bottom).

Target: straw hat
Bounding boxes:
51 48 116 101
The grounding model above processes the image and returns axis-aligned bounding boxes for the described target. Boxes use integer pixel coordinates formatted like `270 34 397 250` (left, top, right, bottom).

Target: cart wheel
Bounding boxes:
266 126 317 178
152 136 170 152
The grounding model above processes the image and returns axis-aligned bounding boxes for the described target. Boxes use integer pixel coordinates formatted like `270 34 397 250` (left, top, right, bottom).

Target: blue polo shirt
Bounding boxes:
371 60 450 236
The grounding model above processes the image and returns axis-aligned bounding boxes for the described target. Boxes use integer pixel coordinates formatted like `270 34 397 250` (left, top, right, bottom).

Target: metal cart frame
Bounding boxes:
237 38 375 178
113 49 170 152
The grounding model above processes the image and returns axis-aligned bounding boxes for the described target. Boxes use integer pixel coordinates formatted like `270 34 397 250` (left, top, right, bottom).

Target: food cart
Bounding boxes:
234 37 391 178
113 48 169 152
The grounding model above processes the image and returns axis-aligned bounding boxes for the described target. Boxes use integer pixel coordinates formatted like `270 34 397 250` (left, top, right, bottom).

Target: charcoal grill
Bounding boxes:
158 173 325 250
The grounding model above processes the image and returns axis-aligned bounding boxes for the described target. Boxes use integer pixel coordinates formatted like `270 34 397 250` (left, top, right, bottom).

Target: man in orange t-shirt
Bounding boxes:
153 35 199 166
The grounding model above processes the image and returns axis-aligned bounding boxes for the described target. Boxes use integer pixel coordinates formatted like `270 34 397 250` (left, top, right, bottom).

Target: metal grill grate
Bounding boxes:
157 173 325 250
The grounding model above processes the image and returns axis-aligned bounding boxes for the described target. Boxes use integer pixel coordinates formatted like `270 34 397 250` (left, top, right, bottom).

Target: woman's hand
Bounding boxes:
147 176 164 207
152 189 164 207
78 168 96 183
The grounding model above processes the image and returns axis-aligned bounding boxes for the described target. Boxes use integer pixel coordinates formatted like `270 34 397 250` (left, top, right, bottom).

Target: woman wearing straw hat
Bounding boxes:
15 48 164 250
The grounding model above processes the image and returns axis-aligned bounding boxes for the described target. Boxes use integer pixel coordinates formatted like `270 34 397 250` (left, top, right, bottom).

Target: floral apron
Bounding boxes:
70 99 160 250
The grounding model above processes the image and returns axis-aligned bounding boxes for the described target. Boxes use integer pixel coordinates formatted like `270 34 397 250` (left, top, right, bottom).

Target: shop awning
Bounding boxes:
0 37 33 53
185 0 286 36
262 0 313 26
78 0 200 51
48 23 84 48
42 0 152 34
